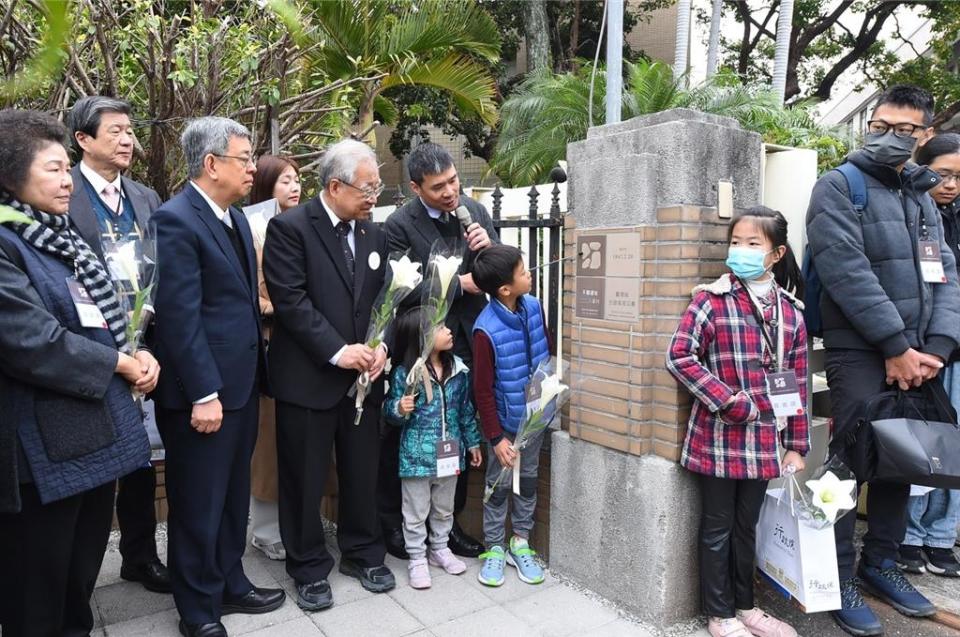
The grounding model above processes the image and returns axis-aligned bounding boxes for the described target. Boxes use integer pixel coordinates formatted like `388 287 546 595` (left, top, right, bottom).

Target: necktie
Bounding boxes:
102 183 121 214
336 221 355 278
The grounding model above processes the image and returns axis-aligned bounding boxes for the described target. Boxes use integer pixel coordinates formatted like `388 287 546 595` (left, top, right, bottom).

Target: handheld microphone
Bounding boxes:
454 205 474 231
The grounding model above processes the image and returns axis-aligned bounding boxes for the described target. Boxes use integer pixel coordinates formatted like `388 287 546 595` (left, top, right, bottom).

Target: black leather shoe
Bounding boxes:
383 527 409 560
338 559 396 592
121 559 173 594
222 586 285 615
178 620 227 637
296 579 334 611
448 520 484 558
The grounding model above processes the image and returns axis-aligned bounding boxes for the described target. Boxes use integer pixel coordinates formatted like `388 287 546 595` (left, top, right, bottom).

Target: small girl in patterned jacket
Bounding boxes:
384 307 483 591
666 206 810 637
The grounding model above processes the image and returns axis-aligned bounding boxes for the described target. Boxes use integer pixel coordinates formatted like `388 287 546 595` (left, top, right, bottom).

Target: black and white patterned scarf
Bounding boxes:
1 192 129 352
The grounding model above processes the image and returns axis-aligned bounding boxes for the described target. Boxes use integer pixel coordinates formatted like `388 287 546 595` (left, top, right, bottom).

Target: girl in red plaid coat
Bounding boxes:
667 207 810 637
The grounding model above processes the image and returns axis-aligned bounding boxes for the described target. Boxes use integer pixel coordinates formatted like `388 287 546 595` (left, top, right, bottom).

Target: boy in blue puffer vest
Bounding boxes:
472 245 551 587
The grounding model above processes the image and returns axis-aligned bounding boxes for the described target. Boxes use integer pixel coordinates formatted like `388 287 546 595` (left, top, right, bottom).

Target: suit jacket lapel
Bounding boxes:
229 207 258 300
188 186 248 286
409 199 443 248
121 176 154 234
308 198 354 295
353 221 370 306
68 166 104 258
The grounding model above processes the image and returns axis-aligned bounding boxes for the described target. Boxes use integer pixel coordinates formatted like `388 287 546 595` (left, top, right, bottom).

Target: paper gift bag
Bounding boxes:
755 488 841 613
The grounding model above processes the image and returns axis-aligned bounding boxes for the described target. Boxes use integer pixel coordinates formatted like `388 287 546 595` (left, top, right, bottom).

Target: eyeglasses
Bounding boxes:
214 154 257 167
936 172 960 185
337 180 385 200
866 120 926 138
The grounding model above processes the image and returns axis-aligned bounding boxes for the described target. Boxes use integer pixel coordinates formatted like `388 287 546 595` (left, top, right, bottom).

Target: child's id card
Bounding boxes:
67 277 108 329
919 240 947 283
765 371 803 418
436 439 460 478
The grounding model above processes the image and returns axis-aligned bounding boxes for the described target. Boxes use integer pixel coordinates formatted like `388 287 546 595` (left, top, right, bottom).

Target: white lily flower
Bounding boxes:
113 242 141 293
433 254 463 299
538 374 568 408
389 255 422 291
805 471 857 523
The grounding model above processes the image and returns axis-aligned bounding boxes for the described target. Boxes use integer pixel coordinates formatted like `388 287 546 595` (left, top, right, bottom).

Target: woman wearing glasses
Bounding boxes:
899 133 960 578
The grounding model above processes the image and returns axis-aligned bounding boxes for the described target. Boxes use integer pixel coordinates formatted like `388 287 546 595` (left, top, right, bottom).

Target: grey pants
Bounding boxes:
401 475 457 560
483 430 545 548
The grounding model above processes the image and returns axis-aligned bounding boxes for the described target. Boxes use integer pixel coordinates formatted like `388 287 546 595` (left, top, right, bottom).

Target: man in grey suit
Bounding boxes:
378 143 499 558
68 96 170 594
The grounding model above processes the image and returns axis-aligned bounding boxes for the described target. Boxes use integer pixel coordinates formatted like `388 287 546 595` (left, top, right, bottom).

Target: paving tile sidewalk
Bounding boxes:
86 521 960 637
91 524 657 637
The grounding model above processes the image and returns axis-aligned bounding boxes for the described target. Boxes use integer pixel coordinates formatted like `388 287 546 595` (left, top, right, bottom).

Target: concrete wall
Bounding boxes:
552 108 763 631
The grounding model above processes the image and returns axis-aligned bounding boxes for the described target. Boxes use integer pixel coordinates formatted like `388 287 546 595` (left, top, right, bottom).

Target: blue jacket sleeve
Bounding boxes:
384 365 407 426
460 371 482 449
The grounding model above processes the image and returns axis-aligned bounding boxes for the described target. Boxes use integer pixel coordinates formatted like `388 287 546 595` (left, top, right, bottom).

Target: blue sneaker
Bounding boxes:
507 537 544 584
478 546 506 587
830 578 882 636
858 558 936 617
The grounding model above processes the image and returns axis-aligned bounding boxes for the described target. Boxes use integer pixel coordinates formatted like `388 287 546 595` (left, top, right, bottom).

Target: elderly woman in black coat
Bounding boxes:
0 110 159 636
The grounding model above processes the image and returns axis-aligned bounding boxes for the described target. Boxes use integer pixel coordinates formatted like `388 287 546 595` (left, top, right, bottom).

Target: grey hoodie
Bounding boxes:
805 150 960 361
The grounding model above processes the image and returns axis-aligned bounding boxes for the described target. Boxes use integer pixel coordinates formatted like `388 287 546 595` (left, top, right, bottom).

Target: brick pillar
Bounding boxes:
550 109 762 629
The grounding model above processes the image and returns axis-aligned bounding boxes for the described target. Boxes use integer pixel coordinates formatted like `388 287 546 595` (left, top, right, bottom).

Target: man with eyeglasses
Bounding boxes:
807 85 960 636
263 139 395 613
152 117 284 636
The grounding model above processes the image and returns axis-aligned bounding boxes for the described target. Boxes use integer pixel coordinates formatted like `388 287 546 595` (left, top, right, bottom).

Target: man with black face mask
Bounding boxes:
807 85 960 636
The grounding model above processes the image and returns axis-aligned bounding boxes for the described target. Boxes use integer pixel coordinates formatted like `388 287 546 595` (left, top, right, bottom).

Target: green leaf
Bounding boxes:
0 206 33 226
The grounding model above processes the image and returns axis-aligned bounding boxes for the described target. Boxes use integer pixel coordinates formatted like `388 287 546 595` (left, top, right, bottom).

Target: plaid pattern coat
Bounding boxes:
666 274 810 479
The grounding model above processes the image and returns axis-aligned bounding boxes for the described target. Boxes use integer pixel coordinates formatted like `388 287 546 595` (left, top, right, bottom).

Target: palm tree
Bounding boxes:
301 0 501 139
489 60 848 185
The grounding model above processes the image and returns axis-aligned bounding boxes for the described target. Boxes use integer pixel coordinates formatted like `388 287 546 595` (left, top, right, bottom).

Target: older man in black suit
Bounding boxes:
263 139 394 612
378 143 499 558
67 95 169 594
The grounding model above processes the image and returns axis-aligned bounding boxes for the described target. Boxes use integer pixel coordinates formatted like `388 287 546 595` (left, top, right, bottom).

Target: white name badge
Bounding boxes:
436 438 460 478
766 371 804 418
368 251 381 271
919 240 947 283
66 277 108 329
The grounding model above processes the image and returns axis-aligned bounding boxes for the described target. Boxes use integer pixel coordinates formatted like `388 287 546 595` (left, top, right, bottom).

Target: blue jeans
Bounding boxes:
903 361 960 548
904 489 960 548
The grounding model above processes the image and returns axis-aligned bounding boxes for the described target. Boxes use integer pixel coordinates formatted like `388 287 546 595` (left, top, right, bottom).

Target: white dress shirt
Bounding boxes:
80 161 125 210
320 192 355 367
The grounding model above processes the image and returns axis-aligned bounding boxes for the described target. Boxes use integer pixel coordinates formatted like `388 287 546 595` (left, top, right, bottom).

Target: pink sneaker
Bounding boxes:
407 558 431 589
428 547 467 575
737 608 798 637
707 617 752 637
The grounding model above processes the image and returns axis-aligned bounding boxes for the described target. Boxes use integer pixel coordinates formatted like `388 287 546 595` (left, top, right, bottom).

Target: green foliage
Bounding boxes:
385 0 672 163
880 3 960 126
301 0 502 135
489 61 851 185
0 0 70 101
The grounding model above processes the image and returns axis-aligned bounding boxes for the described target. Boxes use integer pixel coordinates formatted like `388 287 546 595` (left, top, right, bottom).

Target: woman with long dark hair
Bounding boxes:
248 155 301 561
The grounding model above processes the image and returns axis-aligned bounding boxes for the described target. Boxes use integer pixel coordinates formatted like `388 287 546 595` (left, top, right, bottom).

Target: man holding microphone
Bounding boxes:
380 143 499 559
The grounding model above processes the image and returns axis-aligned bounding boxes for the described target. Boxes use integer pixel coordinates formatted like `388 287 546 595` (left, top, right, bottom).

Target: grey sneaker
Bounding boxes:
251 537 286 561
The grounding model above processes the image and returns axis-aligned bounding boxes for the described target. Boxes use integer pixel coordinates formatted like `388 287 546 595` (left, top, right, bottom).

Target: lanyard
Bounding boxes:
741 279 784 372
427 362 447 439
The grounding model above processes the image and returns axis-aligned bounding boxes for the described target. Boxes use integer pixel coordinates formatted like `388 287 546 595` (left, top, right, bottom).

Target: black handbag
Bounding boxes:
851 382 960 488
